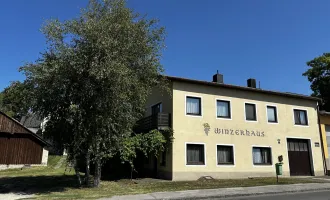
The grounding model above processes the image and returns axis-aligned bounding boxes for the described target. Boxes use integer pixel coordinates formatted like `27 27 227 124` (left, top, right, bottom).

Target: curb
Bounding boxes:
169 188 330 200
102 183 330 200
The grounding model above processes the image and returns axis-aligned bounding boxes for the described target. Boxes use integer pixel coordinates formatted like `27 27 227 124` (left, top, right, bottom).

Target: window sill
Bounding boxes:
217 163 235 167
294 124 309 127
186 113 202 117
186 163 206 166
253 163 273 167
246 119 258 122
217 116 232 120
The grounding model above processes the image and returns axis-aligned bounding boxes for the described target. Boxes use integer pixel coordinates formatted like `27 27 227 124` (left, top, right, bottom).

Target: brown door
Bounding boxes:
287 139 312 176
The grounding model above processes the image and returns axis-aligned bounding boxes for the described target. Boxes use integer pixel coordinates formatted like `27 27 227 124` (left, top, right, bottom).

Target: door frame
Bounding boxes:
286 137 315 176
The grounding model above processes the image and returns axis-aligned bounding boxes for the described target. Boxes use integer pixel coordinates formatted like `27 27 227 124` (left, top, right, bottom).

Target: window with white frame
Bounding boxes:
186 144 205 165
294 109 308 125
217 145 234 165
245 103 257 121
267 106 278 123
217 100 231 119
186 96 201 116
252 147 272 165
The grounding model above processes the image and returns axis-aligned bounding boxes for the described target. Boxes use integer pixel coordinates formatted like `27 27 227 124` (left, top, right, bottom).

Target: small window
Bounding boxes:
245 103 257 121
253 147 272 165
186 144 205 165
186 97 201 116
217 145 234 165
217 100 231 119
267 106 278 123
294 109 308 125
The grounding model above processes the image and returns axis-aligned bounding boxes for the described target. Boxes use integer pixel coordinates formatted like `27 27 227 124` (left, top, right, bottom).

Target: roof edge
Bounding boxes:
165 76 320 101
0 111 49 146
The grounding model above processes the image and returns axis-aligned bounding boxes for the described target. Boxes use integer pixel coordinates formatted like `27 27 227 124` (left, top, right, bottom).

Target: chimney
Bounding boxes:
213 70 223 84
247 78 257 88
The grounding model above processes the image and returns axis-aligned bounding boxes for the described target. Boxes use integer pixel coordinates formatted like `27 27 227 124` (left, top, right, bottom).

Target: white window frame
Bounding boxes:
266 104 279 124
216 144 235 167
215 98 232 120
292 108 309 127
244 102 258 122
252 145 273 167
185 142 206 167
185 95 203 117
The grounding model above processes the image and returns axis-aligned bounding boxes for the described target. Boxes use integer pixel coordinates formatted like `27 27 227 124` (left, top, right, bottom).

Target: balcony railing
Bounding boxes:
134 113 171 133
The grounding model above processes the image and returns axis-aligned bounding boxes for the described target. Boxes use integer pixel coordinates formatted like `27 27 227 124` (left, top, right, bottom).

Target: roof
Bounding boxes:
0 111 48 146
20 114 43 128
166 76 320 101
319 110 330 116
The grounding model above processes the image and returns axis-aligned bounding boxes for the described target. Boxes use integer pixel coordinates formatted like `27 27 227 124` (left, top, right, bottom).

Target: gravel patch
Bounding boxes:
0 193 34 200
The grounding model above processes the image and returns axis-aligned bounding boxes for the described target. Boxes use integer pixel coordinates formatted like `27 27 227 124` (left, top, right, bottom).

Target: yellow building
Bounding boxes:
319 111 330 173
139 73 325 181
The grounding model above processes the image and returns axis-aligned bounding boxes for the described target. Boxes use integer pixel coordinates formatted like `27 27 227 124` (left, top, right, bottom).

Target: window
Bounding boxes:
217 145 234 165
294 109 308 125
253 147 272 165
267 106 278 123
245 103 257 121
186 96 201 116
287 140 308 152
217 100 231 119
186 144 205 165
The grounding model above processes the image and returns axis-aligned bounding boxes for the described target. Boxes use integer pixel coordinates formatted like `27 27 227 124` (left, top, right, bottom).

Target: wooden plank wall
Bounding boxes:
0 113 29 134
0 135 43 164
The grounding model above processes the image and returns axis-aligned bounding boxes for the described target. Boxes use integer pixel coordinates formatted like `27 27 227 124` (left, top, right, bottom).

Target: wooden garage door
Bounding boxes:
287 139 312 176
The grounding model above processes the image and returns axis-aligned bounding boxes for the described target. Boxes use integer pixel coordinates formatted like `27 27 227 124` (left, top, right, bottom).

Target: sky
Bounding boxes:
1 0 330 95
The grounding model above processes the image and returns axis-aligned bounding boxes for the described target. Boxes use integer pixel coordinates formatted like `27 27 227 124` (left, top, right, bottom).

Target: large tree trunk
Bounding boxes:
93 159 101 187
85 151 91 186
74 158 82 187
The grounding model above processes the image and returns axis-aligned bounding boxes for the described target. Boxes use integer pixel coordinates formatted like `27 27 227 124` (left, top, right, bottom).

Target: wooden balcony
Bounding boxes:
134 113 171 133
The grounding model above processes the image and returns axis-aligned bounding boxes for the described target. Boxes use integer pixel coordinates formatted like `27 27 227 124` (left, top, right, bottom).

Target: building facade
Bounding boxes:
319 111 330 173
0 111 48 170
140 74 325 181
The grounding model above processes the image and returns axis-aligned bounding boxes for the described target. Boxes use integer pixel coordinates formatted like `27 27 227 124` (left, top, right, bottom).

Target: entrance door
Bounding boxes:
151 103 162 115
287 139 312 176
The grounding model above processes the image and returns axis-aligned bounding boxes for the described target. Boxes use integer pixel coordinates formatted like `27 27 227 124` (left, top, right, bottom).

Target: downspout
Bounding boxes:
317 102 327 175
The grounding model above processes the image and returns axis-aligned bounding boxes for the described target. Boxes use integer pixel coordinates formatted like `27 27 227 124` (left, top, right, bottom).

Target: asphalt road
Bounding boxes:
205 190 330 200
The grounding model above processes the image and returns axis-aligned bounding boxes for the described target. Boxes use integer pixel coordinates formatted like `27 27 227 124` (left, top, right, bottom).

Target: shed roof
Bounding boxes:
20 115 43 129
0 111 48 146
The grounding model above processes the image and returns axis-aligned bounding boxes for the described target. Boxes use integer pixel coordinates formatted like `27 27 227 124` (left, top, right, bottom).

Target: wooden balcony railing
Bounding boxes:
134 113 171 133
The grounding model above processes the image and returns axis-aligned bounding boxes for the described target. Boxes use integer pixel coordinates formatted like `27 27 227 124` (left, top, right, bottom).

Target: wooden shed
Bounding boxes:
0 111 48 167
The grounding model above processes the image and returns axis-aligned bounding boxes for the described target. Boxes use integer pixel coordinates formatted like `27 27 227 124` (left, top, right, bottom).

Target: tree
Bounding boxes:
120 129 173 180
0 81 33 119
303 53 330 111
21 0 166 187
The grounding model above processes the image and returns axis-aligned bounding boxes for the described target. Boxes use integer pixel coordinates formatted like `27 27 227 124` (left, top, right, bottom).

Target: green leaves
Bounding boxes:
18 0 167 186
120 129 174 169
0 81 33 119
304 53 330 111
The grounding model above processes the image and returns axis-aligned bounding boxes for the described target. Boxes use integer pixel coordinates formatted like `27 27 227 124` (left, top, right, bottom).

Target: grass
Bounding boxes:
0 156 326 200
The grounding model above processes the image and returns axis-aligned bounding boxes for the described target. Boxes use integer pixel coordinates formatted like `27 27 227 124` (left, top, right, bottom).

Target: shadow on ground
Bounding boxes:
0 175 79 194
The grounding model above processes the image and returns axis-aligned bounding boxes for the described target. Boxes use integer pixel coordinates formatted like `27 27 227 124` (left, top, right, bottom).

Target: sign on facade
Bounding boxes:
214 128 265 137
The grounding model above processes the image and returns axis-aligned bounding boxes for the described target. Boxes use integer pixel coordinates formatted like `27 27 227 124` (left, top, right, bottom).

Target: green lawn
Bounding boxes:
0 156 325 200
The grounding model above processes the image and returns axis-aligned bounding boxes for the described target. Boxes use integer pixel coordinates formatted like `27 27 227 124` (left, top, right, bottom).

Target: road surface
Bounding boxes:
206 190 330 200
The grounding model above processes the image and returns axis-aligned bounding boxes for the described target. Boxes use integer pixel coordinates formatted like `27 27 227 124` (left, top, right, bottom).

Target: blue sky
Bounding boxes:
1 0 330 95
